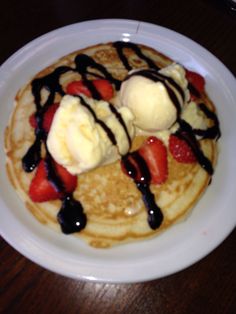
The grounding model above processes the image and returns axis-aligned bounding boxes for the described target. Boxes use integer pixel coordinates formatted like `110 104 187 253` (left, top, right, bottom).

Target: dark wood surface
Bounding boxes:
1 1 236 313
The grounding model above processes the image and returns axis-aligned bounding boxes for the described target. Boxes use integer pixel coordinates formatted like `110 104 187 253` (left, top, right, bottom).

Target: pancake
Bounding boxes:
4 42 220 248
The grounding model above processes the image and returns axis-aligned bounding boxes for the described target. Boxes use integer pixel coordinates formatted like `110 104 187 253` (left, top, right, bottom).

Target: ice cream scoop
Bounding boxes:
120 64 189 131
47 95 135 174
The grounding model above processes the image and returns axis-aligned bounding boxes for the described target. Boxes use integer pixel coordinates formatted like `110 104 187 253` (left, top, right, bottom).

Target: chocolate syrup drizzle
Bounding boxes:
124 68 220 176
108 103 132 149
122 152 163 229
193 103 221 140
176 119 214 175
22 41 220 234
113 41 160 71
125 69 184 116
57 194 87 234
74 54 121 92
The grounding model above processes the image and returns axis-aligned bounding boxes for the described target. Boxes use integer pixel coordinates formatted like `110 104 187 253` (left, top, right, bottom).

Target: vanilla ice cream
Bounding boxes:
181 101 208 130
47 95 135 174
120 64 189 131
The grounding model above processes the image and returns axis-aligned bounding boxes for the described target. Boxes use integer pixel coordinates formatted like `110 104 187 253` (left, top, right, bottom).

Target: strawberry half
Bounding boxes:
139 137 168 185
169 134 197 163
29 159 77 202
186 70 205 99
55 162 77 194
66 79 114 101
42 103 60 133
66 80 91 98
93 79 114 100
29 103 59 133
29 113 37 129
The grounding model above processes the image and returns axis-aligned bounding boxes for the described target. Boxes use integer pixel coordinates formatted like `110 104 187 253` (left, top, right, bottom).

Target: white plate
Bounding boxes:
0 19 236 283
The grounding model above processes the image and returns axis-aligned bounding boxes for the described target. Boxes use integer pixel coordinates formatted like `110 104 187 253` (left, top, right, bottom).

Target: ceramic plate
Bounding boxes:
0 19 236 283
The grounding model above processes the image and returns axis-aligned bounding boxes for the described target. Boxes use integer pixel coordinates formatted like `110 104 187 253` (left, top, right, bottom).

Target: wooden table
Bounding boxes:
1 1 236 313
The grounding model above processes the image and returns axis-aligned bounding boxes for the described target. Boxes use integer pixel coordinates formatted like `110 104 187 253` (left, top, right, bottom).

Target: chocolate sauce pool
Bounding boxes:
22 41 220 234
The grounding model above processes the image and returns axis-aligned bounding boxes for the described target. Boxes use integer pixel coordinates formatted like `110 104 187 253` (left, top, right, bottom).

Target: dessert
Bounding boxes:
4 41 220 248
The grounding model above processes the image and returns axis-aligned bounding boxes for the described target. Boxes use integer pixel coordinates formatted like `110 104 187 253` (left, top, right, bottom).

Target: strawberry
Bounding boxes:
169 134 197 163
29 103 59 133
29 113 37 128
55 162 77 194
29 159 77 202
66 80 91 98
186 70 205 99
139 137 168 185
42 103 60 133
66 79 114 100
92 79 114 100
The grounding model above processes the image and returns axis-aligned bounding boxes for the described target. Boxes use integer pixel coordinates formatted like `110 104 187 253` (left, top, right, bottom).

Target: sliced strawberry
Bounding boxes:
29 159 77 202
29 113 37 128
29 160 59 202
54 162 77 194
29 103 59 132
169 134 197 163
66 80 91 97
92 79 114 100
121 137 168 185
186 70 205 99
42 103 59 133
66 79 114 100
139 137 168 185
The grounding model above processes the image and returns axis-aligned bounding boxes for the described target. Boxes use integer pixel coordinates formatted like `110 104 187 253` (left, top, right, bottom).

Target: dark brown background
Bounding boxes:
0 1 236 313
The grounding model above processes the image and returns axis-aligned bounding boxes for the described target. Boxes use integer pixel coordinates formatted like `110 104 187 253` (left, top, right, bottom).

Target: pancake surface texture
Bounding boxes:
5 42 220 248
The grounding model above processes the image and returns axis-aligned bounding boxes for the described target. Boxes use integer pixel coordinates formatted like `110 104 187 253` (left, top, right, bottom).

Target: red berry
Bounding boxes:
66 79 114 100
92 79 114 100
42 103 59 133
29 159 77 202
66 81 91 97
139 137 168 185
29 160 58 202
28 103 59 133
54 162 77 194
186 70 205 99
169 134 197 163
29 113 37 128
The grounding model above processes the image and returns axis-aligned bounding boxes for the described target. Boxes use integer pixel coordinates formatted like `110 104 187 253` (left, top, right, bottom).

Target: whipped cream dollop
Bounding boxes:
120 64 189 131
47 95 135 174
